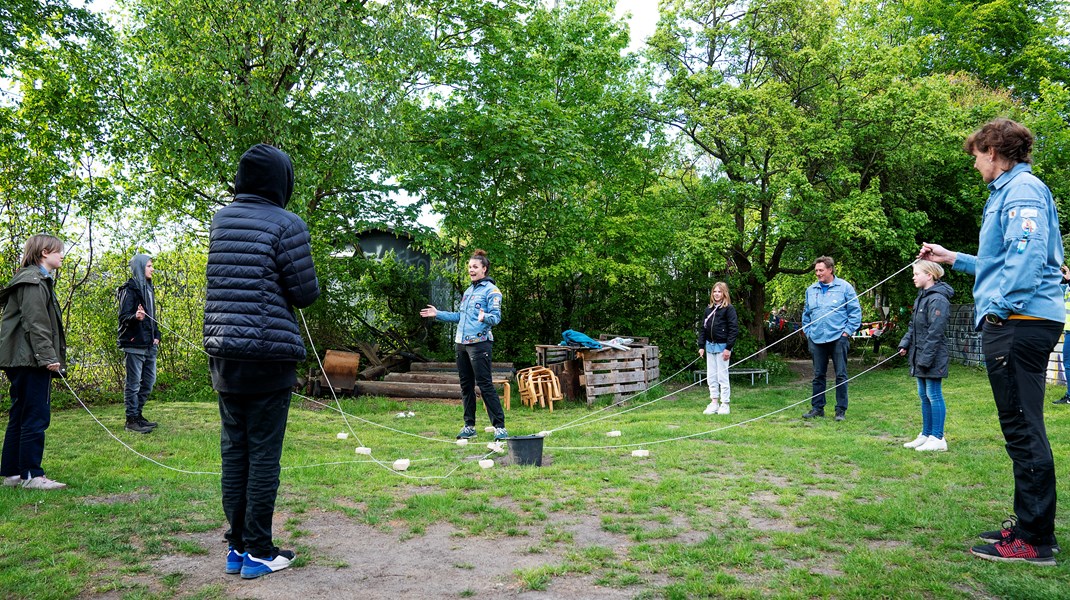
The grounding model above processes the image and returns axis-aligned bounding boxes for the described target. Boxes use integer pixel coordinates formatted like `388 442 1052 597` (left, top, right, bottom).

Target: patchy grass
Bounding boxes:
2 363 1070 598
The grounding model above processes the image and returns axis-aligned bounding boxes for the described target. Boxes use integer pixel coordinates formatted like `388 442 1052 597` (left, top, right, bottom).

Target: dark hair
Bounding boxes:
20 234 63 269
814 256 834 271
469 248 489 271
964 118 1034 164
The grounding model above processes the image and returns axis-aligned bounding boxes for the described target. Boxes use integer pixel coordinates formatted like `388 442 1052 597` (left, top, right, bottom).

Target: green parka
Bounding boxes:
0 266 67 370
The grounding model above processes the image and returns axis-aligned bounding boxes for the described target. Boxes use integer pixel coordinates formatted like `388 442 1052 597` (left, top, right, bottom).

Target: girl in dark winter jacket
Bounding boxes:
0 234 68 490
898 260 954 452
697 282 738 415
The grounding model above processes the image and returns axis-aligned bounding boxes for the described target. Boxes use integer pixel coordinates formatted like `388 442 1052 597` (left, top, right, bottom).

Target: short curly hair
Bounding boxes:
964 118 1033 165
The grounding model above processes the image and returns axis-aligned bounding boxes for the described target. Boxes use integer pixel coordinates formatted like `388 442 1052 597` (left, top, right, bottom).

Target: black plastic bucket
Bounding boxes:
505 435 544 466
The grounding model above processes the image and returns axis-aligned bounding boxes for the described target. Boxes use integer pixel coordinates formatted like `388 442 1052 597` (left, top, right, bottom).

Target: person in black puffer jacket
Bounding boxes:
205 144 319 579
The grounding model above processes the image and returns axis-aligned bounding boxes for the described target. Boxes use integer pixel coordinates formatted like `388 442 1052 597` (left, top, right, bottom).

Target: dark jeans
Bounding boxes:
1 367 53 479
124 346 158 418
809 336 849 411
456 342 504 428
983 319 1061 545
218 387 292 558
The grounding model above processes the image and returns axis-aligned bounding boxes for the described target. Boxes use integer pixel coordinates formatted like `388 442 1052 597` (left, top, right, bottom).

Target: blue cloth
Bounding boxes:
952 163 1065 329
434 278 502 344
802 277 862 344
560 330 602 349
917 377 945 438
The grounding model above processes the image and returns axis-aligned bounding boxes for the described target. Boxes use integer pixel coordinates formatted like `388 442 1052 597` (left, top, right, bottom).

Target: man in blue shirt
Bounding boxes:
801 256 861 421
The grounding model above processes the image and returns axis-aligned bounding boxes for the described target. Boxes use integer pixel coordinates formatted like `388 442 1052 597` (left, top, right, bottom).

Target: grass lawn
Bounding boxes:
2 362 1070 599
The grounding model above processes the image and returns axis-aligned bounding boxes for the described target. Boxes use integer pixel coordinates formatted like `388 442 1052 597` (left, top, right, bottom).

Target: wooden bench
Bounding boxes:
693 368 769 385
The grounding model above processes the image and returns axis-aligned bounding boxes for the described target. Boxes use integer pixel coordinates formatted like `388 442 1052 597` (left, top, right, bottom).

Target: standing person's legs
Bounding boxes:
924 378 946 439
137 346 158 417
917 378 933 437
242 388 292 558
705 343 719 402
1 368 27 478
809 340 830 410
983 320 1060 544
456 344 477 427
124 351 146 419
219 393 251 553
4 368 52 480
711 343 730 404
1060 333 1070 402
468 341 504 429
831 336 850 413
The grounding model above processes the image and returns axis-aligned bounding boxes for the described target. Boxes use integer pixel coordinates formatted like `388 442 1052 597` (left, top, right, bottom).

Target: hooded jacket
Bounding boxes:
0 266 67 370
117 254 161 349
897 281 954 379
203 144 320 363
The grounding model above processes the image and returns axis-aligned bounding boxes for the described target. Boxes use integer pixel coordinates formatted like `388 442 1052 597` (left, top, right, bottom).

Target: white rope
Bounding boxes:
545 260 917 433
544 352 901 450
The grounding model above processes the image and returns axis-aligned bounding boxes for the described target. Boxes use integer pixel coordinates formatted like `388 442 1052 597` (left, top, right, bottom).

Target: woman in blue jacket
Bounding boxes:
421 249 507 440
897 260 953 452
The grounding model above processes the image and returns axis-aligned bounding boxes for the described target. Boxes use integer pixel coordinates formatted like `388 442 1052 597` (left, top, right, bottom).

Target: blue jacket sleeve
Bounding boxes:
844 284 862 335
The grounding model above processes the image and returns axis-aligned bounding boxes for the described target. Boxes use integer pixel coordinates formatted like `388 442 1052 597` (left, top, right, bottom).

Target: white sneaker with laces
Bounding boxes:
716 403 730 415
916 436 947 452
2 475 21 487
903 433 929 449
21 476 67 490
703 401 719 415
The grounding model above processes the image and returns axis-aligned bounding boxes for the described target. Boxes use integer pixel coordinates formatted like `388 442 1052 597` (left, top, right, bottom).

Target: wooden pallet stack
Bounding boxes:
576 336 659 404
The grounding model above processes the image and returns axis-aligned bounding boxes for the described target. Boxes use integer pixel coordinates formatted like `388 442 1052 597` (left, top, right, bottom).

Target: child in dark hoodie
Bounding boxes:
898 260 954 452
117 254 161 433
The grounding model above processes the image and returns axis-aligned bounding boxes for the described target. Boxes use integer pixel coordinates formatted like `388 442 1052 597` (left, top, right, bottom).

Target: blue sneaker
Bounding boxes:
494 427 509 440
225 547 245 574
240 549 295 579
457 425 477 439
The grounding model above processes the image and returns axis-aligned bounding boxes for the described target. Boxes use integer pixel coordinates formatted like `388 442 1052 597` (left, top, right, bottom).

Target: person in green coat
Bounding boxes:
0 234 68 490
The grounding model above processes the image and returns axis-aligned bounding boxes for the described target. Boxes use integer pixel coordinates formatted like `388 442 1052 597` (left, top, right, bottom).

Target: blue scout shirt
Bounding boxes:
435 277 503 344
952 163 1065 330
802 276 862 344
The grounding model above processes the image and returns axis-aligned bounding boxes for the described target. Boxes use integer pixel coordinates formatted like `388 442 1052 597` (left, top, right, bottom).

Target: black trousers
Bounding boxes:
982 319 1061 544
0 367 52 479
456 341 504 428
218 387 291 557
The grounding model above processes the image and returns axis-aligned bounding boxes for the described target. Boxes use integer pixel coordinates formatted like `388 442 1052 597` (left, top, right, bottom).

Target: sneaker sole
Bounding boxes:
970 548 1056 566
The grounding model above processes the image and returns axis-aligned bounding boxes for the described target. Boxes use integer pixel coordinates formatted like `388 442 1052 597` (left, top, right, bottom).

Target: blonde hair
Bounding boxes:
914 260 944 281
709 281 732 307
20 234 64 269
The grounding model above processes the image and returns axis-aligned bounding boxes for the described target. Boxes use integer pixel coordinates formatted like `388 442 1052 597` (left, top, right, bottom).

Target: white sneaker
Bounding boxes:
916 437 947 452
21 476 67 490
903 434 928 449
716 403 730 415
703 402 719 415
2 475 21 487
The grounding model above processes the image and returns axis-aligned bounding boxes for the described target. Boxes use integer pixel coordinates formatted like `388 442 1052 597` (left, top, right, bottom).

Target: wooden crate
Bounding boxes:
577 345 660 404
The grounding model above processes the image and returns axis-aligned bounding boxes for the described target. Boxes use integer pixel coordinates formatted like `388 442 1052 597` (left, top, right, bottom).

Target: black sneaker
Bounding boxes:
802 407 824 419
138 414 158 428
979 517 1061 553
125 417 153 434
834 409 846 421
1053 395 1070 405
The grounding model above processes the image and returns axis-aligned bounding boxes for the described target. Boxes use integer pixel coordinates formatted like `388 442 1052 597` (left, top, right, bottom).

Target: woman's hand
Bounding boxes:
721 349 731 361
46 362 61 372
698 348 705 358
898 348 907 356
477 308 485 322
419 305 438 318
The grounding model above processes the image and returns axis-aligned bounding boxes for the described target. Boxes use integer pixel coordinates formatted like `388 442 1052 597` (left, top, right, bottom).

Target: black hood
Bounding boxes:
922 281 955 300
234 144 294 208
